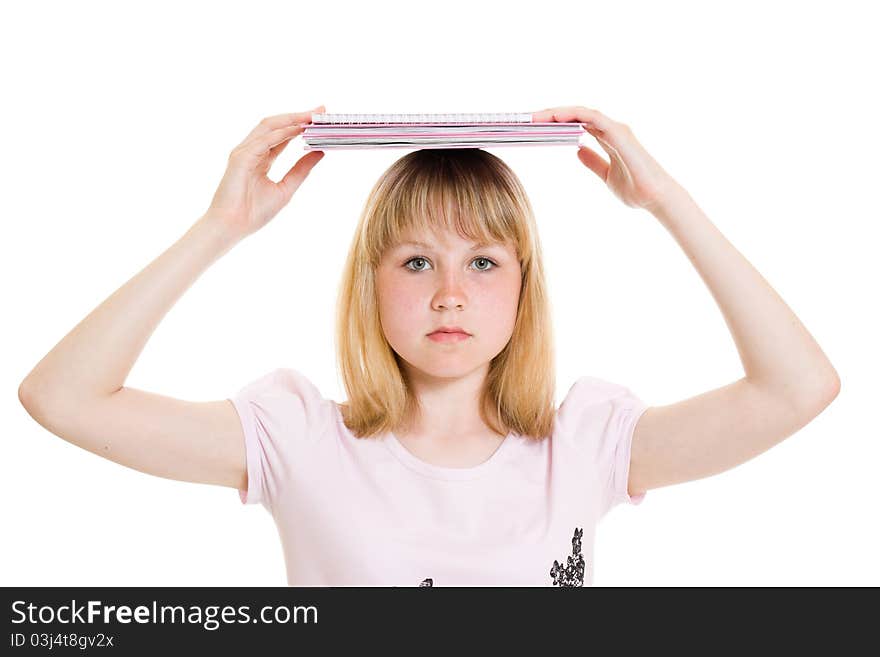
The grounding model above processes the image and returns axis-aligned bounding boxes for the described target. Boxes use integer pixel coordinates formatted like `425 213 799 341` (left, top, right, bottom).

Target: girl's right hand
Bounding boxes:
205 105 326 243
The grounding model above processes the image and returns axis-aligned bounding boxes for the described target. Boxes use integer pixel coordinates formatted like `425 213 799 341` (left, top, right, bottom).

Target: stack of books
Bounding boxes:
301 113 584 150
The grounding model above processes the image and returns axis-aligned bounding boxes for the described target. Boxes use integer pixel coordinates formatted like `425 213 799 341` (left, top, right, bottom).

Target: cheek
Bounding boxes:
380 275 420 311
480 272 521 318
377 273 423 338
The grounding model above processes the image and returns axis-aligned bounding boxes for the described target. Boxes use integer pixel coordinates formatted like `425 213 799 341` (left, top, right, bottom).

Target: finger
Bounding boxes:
576 144 610 182
538 105 613 129
241 124 307 159
278 150 325 200
585 122 642 171
266 119 311 164
531 106 613 131
584 124 617 152
266 136 292 166
242 105 326 142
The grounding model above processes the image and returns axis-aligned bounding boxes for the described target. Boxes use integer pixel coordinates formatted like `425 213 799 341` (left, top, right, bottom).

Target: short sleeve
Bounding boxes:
227 368 331 508
557 376 650 516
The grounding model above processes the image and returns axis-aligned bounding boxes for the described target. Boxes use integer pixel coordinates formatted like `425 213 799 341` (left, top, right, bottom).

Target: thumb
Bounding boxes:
278 150 324 201
577 144 609 182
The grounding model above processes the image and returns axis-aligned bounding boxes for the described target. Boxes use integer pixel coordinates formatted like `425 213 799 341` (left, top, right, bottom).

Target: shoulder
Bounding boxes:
235 367 323 401
559 375 641 411
231 368 336 436
555 376 647 447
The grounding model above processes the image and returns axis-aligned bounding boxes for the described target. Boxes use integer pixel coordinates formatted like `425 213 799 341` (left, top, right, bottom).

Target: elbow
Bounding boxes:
824 369 841 405
817 361 841 404
18 376 55 421
750 365 840 422
18 378 36 409
18 378 42 421
799 367 841 416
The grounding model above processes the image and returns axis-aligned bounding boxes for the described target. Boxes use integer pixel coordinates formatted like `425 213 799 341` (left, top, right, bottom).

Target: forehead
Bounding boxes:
392 228 507 251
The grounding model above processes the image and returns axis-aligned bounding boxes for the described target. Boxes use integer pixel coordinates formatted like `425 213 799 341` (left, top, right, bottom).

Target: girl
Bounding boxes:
18 104 840 586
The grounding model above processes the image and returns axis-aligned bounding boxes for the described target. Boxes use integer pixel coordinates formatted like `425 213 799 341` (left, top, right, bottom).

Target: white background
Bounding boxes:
3 0 877 586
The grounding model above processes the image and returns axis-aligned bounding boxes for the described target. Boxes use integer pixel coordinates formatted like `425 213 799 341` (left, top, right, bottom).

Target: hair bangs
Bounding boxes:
363 149 527 267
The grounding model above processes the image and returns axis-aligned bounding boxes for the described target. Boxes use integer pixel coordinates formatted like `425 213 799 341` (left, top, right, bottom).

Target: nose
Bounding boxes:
431 272 467 311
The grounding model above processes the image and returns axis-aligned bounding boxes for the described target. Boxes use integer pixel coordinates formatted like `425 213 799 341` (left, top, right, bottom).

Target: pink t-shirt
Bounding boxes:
228 368 649 586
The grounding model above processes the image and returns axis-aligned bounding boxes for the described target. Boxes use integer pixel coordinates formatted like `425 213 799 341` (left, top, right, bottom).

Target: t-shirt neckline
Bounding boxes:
383 428 516 481
332 401 516 481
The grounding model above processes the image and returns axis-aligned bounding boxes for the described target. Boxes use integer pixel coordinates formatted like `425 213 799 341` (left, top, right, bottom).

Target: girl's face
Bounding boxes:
376 227 522 382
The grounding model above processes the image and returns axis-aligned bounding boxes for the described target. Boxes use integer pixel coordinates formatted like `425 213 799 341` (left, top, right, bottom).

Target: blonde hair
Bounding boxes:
335 148 556 441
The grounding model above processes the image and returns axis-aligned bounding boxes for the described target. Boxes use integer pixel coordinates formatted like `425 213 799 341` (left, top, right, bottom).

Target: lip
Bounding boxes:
428 326 471 336
427 331 471 343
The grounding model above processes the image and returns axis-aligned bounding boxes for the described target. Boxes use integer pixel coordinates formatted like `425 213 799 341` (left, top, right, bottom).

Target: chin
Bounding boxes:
404 357 484 381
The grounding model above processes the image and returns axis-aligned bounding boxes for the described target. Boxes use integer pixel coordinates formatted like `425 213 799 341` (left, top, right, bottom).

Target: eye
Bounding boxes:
404 256 431 272
403 256 498 272
472 257 497 271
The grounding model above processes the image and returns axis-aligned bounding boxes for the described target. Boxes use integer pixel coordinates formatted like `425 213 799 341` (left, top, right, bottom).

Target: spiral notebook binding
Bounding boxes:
310 112 533 124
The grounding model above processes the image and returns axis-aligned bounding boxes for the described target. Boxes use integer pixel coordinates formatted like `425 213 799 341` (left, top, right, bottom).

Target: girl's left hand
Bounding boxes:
531 105 681 213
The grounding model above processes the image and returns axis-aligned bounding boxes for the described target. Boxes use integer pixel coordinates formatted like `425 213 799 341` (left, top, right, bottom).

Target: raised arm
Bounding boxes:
18 107 325 490
532 105 840 497
629 183 839 494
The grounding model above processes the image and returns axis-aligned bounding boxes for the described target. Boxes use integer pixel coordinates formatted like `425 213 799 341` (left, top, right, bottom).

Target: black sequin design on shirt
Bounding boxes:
418 578 433 587
550 527 586 587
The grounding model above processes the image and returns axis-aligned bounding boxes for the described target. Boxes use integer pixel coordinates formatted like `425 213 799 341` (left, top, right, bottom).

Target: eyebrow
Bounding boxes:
395 240 498 251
